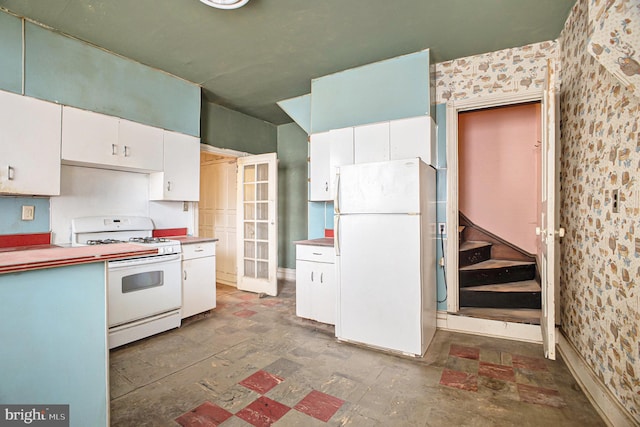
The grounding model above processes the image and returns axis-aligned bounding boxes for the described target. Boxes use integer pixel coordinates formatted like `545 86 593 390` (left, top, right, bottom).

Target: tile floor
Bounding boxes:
110 281 605 426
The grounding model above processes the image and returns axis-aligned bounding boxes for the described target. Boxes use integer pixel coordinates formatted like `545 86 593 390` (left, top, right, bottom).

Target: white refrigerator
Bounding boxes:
334 158 436 356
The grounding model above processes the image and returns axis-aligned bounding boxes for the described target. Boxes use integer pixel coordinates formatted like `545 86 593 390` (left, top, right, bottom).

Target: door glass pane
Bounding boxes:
257 183 268 201
244 165 256 182
244 259 256 278
244 203 255 220
256 222 268 240
244 222 255 238
257 242 268 260
256 203 268 220
257 163 268 181
257 261 268 279
244 184 255 201
244 241 256 259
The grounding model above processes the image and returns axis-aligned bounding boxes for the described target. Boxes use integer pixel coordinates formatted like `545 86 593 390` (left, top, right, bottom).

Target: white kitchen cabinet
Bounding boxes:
296 244 335 325
181 241 217 318
62 106 163 172
117 118 164 171
0 90 62 196
329 127 354 199
389 115 435 165
149 130 200 201
354 121 390 164
309 131 331 201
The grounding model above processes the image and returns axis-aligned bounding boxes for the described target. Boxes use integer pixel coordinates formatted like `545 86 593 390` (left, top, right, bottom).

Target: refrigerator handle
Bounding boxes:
334 171 340 214
335 214 340 256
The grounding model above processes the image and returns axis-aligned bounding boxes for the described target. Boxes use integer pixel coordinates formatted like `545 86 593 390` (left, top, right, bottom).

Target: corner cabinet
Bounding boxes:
295 244 336 325
309 131 331 201
181 241 216 319
0 90 62 196
149 131 200 201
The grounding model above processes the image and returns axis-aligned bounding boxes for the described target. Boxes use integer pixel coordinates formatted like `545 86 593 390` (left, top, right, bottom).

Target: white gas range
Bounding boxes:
72 216 183 349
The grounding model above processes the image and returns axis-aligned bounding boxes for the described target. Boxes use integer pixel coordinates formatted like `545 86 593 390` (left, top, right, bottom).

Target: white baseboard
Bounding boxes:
557 332 636 427
277 267 296 281
436 311 542 343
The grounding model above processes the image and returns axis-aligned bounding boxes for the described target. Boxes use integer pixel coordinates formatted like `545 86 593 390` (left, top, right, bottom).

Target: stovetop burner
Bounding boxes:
86 239 125 245
128 237 170 244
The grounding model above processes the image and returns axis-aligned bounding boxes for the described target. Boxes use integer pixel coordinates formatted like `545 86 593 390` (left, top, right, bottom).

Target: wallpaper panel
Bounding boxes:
560 0 640 421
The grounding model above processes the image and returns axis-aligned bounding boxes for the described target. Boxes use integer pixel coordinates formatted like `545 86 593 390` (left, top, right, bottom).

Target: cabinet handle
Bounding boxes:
311 271 314 282
194 248 204 252
7 165 14 180
320 272 323 283
111 144 117 155
184 270 187 281
167 181 172 191
325 181 328 192
124 145 130 157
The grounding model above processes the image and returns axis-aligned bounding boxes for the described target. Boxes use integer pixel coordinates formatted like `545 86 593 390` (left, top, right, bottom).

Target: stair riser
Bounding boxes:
459 245 491 267
459 264 535 287
460 290 541 309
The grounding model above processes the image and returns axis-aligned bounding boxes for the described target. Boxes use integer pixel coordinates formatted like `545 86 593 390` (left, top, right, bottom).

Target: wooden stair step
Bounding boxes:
459 279 541 309
460 240 492 251
456 308 541 325
461 280 540 293
459 259 536 287
459 259 535 270
459 240 492 267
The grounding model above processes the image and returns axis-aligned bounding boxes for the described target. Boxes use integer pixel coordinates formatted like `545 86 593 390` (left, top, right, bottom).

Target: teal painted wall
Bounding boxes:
277 123 308 269
435 103 447 310
0 197 50 234
0 11 22 94
277 94 311 134
202 101 277 154
24 22 200 136
0 262 108 427
311 50 432 133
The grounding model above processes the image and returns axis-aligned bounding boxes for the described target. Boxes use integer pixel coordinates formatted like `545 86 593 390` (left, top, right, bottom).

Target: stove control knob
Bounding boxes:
166 246 174 254
158 247 165 254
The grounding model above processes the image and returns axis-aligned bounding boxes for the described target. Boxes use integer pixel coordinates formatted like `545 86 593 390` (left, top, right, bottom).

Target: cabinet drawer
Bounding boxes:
296 244 335 263
182 242 216 260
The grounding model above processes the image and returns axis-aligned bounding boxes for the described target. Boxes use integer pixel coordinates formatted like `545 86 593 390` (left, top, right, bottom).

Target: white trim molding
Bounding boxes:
200 143 249 158
277 267 296 282
557 333 637 427
437 311 542 344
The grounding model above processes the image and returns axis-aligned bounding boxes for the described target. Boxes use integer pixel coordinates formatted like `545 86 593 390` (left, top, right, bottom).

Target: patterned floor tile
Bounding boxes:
239 294 258 301
240 370 285 394
449 344 480 360
175 401 233 427
512 354 548 371
294 389 345 422
517 384 566 408
235 396 291 427
233 309 257 318
479 361 516 382
439 369 478 392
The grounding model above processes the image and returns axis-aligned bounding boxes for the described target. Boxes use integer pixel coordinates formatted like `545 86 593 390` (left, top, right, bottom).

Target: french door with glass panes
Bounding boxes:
236 153 278 295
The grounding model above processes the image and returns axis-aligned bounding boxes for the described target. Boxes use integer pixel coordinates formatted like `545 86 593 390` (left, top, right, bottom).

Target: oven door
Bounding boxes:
108 254 181 327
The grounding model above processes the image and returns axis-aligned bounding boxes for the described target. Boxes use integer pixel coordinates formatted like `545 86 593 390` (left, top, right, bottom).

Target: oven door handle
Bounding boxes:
108 253 181 269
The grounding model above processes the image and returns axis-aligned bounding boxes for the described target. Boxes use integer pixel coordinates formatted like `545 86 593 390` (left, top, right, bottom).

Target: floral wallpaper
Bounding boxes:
435 41 556 104
587 0 640 99
560 0 640 421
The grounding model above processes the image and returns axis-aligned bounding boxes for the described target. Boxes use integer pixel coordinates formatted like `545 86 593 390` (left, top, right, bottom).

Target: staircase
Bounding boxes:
457 214 541 324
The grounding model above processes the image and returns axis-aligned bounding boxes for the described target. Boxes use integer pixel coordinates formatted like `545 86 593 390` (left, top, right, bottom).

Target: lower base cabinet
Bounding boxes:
295 244 336 325
182 242 216 318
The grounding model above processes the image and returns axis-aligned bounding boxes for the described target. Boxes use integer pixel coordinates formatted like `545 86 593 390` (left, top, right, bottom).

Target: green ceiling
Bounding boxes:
0 0 575 124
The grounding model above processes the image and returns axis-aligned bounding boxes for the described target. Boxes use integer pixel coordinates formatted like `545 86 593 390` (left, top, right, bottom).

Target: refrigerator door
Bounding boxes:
337 158 422 215
336 213 424 355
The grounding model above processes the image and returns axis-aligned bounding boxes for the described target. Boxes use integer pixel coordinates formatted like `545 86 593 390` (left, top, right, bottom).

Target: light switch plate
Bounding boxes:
22 205 35 221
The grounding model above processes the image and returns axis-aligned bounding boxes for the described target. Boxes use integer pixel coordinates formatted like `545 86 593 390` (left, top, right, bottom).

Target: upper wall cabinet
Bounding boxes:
0 90 62 196
149 131 200 201
309 131 331 201
62 106 163 173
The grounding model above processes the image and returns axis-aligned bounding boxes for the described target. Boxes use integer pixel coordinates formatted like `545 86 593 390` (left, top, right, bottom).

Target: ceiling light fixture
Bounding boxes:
199 0 250 9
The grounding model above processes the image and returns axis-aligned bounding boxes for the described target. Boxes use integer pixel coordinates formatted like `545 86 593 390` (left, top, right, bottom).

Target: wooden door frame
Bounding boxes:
445 90 544 314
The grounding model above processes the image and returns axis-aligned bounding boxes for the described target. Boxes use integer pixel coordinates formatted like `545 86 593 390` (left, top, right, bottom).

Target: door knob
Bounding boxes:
535 227 542 236
555 228 566 238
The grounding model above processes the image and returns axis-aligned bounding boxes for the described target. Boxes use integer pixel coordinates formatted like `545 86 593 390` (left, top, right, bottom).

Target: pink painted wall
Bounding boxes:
459 102 541 254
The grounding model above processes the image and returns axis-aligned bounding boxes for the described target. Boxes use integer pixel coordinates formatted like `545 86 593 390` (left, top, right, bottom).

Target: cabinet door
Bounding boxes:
0 91 61 195
150 131 200 201
389 116 434 164
295 260 314 319
354 122 390 164
309 131 331 201
182 256 216 318
118 118 163 172
312 261 336 325
329 127 354 199
61 106 120 167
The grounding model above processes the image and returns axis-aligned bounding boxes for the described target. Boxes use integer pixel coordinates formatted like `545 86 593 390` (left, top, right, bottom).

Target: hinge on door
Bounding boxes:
307 178 311 183
307 157 311 163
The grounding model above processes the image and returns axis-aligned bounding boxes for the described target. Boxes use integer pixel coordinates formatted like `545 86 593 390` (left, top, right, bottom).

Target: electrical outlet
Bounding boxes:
183 202 189 212
438 223 446 235
21 205 35 221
